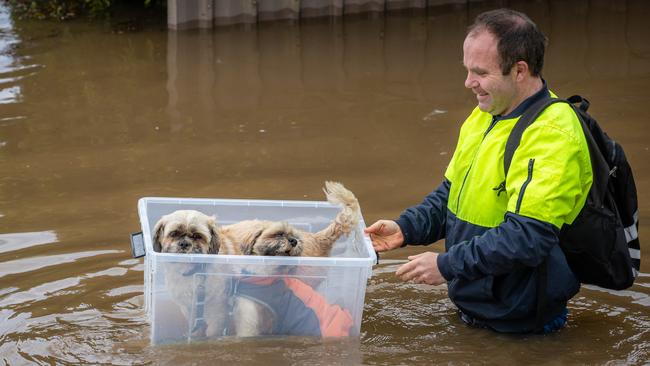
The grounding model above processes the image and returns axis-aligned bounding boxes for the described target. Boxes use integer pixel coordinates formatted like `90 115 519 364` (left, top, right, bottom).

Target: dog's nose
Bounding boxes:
178 241 191 250
288 237 298 247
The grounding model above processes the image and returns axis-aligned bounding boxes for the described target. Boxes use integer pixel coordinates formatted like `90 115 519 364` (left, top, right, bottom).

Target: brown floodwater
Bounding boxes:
1 0 649 364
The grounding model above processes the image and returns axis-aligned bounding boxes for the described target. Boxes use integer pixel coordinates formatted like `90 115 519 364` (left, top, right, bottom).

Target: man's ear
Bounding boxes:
207 217 220 254
153 219 165 253
514 60 529 81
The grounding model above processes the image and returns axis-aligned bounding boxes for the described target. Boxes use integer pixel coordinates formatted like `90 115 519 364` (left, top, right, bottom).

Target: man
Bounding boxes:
365 9 592 333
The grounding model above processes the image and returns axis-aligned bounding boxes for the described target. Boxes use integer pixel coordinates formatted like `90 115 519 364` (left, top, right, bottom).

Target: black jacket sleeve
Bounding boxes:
394 179 449 246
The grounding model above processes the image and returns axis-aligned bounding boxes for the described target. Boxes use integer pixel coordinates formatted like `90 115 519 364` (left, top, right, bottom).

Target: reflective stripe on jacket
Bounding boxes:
396 84 592 333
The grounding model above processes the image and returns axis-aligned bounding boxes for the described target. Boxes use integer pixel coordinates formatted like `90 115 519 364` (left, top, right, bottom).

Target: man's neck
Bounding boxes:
493 79 550 120
521 77 544 101
502 77 544 116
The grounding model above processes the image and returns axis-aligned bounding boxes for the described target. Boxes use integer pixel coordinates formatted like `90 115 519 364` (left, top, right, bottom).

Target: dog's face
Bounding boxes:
243 222 305 256
153 210 220 254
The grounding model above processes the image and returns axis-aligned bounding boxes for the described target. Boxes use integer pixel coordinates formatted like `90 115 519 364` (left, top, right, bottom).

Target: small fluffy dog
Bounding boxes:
152 181 360 338
152 210 232 338
220 181 360 257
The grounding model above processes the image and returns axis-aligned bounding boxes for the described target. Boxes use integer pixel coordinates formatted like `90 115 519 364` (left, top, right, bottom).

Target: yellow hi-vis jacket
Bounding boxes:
395 84 593 333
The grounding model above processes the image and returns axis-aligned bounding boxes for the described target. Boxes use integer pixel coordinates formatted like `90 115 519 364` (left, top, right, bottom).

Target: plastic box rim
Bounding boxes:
137 196 377 266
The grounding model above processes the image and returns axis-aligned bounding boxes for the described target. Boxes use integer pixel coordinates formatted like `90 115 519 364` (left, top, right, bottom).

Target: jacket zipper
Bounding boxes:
516 158 535 214
455 118 499 214
609 140 618 177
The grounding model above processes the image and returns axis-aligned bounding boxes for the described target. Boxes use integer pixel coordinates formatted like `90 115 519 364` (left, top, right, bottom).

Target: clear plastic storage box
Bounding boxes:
136 197 376 344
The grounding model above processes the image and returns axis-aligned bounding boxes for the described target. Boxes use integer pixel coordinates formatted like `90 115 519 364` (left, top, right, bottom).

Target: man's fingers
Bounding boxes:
395 261 411 277
397 254 433 282
401 269 422 282
372 239 390 252
397 252 444 286
396 260 420 280
364 220 385 234
407 253 426 260
363 222 376 234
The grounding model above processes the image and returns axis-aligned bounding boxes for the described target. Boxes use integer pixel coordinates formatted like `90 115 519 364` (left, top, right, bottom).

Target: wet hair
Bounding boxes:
467 8 547 76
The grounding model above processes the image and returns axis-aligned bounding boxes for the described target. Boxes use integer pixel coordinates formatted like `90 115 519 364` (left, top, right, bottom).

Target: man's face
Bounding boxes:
463 30 518 116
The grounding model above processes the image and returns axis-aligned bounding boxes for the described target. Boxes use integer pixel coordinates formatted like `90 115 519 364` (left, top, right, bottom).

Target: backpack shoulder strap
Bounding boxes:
503 97 567 177
566 94 590 112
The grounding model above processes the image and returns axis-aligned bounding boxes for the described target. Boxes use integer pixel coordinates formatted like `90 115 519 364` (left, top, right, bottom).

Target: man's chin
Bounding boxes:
477 102 493 114
478 102 504 116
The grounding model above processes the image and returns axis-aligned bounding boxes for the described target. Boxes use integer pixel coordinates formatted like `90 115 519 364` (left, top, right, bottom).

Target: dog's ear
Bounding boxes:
241 229 264 255
207 217 220 254
152 218 165 253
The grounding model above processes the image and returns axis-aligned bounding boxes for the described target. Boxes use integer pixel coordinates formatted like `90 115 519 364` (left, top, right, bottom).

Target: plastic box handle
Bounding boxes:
130 232 146 258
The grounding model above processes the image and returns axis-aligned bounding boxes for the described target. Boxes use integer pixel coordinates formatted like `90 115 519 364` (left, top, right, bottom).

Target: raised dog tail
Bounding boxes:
309 182 361 256
308 182 361 257
323 181 361 234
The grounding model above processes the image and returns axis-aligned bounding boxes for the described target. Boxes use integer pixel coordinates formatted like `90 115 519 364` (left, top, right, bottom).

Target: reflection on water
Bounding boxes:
0 0 649 364
0 230 57 253
0 5 41 107
0 250 120 278
0 5 21 104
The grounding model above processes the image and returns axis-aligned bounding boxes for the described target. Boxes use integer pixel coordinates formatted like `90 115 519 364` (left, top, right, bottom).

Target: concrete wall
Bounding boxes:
168 0 467 29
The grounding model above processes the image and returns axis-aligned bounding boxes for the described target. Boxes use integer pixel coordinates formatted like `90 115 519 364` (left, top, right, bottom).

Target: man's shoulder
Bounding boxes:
530 100 584 144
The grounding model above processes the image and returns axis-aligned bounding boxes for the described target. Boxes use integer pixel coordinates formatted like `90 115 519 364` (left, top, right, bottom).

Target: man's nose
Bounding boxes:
465 72 476 89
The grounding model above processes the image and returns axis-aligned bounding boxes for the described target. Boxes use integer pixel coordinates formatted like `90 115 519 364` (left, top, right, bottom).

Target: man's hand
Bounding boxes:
364 220 405 252
396 252 447 285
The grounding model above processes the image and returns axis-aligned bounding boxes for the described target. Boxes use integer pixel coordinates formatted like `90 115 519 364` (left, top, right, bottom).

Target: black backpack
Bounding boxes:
504 95 640 290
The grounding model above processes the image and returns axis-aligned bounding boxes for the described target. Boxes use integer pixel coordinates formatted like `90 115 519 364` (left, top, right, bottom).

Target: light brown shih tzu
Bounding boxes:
153 210 219 254
152 181 361 338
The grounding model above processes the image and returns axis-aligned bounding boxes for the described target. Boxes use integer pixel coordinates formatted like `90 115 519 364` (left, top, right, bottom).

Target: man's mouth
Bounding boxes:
476 92 489 102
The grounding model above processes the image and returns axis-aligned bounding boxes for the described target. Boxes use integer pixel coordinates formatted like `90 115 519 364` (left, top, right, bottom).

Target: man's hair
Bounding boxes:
467 8 547 76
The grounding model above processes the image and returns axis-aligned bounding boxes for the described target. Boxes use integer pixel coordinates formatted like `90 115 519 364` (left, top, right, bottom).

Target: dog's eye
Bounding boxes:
169 230 181 238
191 233 204 240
